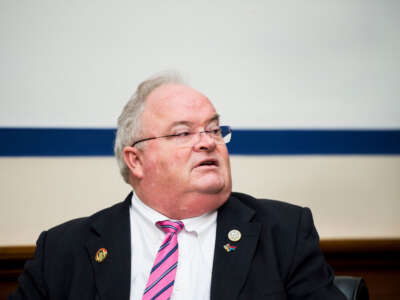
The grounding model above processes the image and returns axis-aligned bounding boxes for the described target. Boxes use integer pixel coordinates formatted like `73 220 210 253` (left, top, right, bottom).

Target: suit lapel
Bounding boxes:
86 194 132 300
211 194 261 300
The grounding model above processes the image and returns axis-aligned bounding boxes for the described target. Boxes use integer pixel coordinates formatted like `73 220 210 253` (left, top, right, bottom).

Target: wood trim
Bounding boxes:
0 246 35 260
321 238 400 254
320 239 400 270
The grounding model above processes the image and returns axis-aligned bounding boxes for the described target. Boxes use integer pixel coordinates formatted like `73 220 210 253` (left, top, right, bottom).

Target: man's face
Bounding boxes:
133 84 232 219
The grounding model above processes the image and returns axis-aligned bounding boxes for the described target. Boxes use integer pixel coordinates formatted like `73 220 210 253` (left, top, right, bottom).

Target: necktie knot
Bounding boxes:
157 220 184 235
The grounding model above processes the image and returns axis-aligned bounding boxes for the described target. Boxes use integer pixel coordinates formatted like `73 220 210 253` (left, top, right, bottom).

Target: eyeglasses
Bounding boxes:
131 125 232 147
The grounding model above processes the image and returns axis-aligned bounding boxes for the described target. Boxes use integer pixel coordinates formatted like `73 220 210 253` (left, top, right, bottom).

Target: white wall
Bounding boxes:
1 0 399 128
1 1 399 245
1 155 399 245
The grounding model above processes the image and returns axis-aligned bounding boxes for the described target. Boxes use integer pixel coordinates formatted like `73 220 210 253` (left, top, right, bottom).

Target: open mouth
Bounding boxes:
196 159 218 168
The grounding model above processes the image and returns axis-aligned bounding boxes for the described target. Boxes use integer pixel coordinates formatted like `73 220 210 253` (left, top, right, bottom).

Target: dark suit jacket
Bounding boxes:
9 192 345 299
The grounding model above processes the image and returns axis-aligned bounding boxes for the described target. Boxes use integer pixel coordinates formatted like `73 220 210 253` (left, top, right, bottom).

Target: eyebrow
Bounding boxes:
167 113 220 131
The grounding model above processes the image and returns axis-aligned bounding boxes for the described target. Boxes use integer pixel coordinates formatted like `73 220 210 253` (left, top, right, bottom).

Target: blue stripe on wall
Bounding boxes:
230 129 400 155
0 128 115 156
0 128 399 156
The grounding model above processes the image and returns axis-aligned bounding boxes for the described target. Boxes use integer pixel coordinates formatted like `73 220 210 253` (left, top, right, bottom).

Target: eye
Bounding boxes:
175 131 191 137
208 128 221 136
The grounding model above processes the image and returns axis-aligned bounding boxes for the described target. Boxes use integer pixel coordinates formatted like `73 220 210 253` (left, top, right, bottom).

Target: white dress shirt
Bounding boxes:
129 191 217 300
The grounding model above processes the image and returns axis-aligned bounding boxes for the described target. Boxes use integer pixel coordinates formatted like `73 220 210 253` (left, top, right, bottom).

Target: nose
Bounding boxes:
193 131 216 152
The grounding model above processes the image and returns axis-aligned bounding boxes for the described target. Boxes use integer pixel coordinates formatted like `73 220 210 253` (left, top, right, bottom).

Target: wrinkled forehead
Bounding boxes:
142 84 218 130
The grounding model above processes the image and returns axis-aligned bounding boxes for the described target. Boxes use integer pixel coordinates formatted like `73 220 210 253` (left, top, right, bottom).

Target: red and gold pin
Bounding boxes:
95 248 108 263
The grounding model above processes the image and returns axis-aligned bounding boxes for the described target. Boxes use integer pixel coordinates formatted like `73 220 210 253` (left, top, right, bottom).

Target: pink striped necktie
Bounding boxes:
142 220 184 300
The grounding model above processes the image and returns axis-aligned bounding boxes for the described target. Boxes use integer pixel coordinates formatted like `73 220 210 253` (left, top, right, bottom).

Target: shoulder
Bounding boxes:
230 191 307 223
228 192 316 250
44 197 130 251
227 192 325 287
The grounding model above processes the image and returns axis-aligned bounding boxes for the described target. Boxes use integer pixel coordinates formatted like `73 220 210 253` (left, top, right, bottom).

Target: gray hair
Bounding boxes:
114 72 185 183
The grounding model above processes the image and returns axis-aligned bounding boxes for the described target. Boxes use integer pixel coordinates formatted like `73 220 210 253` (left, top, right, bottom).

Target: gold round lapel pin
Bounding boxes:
95 248 108 263
228 229 241 242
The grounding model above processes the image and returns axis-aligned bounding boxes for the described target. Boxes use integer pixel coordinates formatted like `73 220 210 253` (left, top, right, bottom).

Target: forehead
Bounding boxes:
143 84 217 129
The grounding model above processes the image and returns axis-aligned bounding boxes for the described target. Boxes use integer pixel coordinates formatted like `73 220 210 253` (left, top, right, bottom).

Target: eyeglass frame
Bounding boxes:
130 125 232 147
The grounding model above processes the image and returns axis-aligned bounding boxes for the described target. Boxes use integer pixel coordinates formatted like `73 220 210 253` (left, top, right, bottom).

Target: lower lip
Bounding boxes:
196 164 218 169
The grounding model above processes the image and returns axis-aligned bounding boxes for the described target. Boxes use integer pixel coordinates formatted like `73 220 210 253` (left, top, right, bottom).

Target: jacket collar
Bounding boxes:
211 193 262 300
85 193 132 300
84 192 261 300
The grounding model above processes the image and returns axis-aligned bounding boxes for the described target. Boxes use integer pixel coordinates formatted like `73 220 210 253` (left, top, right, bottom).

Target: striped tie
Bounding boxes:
142 220 184 300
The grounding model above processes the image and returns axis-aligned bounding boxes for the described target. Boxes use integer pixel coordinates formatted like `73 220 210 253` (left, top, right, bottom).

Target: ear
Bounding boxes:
123 146 144 179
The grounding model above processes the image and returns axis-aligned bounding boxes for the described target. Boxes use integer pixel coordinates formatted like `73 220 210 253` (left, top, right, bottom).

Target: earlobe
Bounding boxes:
123 146 144 179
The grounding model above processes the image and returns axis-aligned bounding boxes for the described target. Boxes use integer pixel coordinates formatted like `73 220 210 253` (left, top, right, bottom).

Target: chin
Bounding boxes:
194 179 225 194
196 182 232 200
193 172 227 190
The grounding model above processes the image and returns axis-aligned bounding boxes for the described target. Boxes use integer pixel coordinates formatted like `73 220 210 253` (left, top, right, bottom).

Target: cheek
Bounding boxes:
168 151 191 174
219 147 231 171
152 149 190 178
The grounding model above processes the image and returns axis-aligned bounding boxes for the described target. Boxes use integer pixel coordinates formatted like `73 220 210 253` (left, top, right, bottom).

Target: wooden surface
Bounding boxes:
321 239 400 300
0 246 34 299
1 239 400 300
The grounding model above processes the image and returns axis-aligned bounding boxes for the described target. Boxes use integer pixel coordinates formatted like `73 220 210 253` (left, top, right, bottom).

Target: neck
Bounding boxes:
133 187 230 219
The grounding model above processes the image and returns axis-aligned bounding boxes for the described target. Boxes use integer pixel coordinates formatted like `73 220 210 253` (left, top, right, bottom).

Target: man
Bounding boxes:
9 73 346 299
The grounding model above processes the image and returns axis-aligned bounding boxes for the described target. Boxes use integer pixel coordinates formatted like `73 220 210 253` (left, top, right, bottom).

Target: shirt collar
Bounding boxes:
131 190 167 228
130 190 217 235
182 210 217 235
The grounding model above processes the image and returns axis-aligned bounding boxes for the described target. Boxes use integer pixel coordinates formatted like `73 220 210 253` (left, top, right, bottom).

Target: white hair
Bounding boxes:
114 71 185 183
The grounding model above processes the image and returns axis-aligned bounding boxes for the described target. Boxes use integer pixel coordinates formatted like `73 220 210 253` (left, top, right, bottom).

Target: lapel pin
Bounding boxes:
224 243 237 252
95 248 108 263
228 229 241 242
